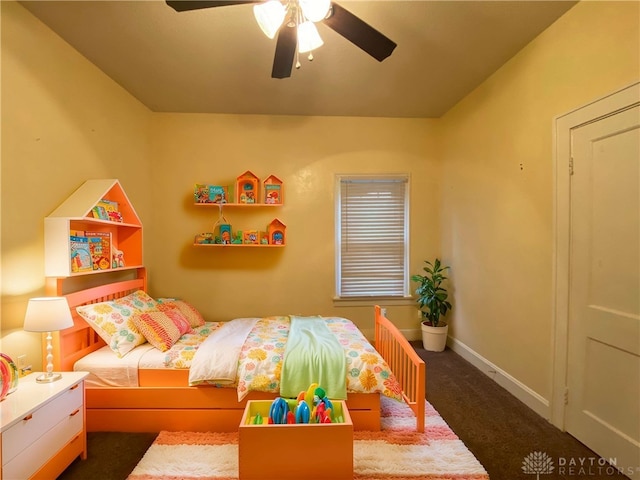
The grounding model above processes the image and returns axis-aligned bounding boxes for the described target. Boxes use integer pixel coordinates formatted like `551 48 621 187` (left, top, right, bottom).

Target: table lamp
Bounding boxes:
23 297 74 383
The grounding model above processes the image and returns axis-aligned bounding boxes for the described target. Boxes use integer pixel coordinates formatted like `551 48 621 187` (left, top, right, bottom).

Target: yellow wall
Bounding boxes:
439 0 639 400
0 1 153 365
147 114 438 331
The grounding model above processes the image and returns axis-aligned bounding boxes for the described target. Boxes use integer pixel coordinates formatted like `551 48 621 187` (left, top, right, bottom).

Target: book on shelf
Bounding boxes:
264 183 282 204
194 184 228 204
86 232 112 270
70 235 93 273
91 205 108 220
93 199 123 222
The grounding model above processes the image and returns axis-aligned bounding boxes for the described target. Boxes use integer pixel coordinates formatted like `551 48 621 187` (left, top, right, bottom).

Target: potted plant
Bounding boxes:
411 258 452 352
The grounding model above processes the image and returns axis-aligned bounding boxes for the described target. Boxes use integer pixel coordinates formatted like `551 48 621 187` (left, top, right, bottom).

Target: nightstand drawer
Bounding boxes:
2 381 83 465
3 407 84 480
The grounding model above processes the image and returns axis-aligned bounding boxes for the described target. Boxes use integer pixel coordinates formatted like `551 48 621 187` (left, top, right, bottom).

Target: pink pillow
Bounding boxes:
132 310 193 352
156 299 205 327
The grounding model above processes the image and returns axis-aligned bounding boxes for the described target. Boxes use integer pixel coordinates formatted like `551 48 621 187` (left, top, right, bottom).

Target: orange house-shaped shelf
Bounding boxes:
44 179 143 277
236 170 259 204
267 218 286 245
263 175 283 205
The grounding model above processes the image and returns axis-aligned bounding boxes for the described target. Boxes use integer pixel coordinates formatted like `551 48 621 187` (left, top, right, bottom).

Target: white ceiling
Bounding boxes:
20 0 578 118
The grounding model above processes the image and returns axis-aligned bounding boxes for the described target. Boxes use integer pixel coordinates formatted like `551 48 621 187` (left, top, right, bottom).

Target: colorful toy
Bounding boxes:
219 224 232 244
243 230 259 245
268 397 290 425
0 353 18 396
252 412 263 424
286 411 295 424
112 247 125 268
194 232 215 245
304 382 319 410
262 384 340 426
231 231 243 244
295 400 310 424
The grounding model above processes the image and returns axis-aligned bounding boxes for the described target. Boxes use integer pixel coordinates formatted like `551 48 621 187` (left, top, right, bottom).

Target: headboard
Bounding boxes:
49 268 147 372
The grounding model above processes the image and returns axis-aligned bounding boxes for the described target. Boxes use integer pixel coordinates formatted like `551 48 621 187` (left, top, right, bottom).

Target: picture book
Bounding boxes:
92 205 108 220
195 232 215 245
86 232 111 270
264 184 282 204
194 184 210 203
97 199 119 213
70 235 92 273
96 199 123 222
243 230 259 245
194 184 228 204
218 224 232 244
208 186 228 204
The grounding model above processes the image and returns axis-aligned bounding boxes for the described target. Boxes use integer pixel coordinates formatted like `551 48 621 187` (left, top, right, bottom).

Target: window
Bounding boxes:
335 175 409 299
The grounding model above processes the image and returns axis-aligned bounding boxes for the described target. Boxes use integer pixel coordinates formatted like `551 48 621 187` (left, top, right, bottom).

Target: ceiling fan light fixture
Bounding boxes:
254 0 286 39
297 20 323 53
299 0 331 22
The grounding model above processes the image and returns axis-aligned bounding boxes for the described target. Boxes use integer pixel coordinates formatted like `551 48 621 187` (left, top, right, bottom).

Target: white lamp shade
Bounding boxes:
298 21 324 53
300 0 331 22
24 297 74 332
254 0 286 39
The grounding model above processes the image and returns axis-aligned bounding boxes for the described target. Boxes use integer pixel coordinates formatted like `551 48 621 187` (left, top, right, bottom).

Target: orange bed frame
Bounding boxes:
48 270 425 433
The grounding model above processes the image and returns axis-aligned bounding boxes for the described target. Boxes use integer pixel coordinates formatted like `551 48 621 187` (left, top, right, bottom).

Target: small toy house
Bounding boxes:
263 175 283 204
236 171 259 204
267 218 286 245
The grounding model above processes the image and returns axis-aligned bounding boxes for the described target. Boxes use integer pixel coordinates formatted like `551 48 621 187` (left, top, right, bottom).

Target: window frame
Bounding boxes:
334 174 411 302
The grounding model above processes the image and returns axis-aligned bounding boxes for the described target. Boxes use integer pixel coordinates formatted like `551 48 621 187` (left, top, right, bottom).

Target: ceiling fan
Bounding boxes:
165 0 397 79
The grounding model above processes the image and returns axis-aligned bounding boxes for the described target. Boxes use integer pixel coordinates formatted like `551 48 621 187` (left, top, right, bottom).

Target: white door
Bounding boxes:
566 103 640 476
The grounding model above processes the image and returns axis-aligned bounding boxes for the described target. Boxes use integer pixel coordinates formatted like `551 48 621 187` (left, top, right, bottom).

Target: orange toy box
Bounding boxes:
239 400 353 480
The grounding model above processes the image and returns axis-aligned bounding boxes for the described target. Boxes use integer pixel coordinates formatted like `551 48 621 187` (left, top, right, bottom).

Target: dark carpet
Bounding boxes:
58 344 629 480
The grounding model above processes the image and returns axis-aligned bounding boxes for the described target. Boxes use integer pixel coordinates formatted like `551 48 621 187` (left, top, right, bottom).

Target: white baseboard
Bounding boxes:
446 336 551 420
373 328 550 420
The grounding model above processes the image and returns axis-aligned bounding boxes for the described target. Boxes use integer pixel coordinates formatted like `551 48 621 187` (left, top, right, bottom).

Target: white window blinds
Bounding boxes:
336 176 409 298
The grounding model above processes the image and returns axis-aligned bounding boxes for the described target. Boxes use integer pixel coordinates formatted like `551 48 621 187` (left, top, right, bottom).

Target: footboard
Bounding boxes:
374 305 425 432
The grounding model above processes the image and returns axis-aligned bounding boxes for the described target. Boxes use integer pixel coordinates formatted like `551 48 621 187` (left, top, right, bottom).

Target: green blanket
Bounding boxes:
280 316 347 400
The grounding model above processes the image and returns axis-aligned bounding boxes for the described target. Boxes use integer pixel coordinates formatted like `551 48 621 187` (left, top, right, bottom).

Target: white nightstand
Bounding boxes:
0 371 88 480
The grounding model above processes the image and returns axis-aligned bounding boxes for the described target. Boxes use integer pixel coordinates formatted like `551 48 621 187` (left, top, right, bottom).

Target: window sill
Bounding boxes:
332 296 414 308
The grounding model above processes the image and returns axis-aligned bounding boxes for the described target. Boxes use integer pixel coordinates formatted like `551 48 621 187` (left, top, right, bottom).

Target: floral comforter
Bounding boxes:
160 316 403 401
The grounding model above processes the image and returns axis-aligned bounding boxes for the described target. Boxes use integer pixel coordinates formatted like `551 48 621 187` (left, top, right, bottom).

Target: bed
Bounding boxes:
47 269 425 433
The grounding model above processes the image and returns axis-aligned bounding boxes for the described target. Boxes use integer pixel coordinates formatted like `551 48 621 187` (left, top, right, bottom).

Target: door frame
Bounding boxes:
551 81 640 429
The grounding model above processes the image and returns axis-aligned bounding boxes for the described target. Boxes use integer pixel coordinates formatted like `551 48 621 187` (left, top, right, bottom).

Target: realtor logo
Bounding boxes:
522 451 555 479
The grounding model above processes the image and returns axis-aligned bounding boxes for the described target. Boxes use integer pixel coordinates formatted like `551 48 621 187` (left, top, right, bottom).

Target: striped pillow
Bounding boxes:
156 299 205 327
133 309 193 352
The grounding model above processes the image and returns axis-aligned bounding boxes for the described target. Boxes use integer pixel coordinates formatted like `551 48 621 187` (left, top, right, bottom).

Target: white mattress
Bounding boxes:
74 344 170 387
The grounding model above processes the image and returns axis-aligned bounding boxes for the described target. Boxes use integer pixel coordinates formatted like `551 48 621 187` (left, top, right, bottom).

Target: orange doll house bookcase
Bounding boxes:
267 218 286 245
44 179 143 277
236 171 259 204
263 174 283 205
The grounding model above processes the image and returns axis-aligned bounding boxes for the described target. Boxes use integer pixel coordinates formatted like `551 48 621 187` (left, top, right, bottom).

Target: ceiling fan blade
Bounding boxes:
166 1 256 13
272 26 297 79
323 2 396 62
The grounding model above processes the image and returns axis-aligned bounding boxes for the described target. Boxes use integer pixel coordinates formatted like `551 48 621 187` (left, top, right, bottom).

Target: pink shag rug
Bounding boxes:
127 397 489 480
